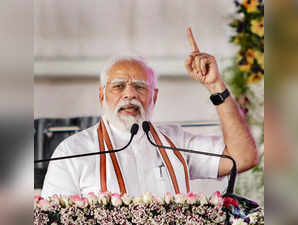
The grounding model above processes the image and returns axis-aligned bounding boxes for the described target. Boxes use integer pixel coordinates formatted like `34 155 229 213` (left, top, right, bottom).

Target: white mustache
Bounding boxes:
115 99 143 114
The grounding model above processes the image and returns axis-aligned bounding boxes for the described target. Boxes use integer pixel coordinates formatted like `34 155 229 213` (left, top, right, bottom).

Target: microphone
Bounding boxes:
34 123 139 164
142 121 237 195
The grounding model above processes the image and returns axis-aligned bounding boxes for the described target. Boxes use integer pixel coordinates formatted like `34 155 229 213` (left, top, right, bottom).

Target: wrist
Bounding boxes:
206 80 227 94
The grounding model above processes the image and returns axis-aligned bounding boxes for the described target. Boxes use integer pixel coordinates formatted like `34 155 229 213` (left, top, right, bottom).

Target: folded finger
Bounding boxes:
200 57 209 75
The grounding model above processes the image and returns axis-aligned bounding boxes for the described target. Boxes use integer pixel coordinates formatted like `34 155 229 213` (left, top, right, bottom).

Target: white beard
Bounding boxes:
102 97 154 132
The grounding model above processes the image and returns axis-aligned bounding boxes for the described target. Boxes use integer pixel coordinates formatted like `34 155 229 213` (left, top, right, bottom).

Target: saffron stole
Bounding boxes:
97 120 190 194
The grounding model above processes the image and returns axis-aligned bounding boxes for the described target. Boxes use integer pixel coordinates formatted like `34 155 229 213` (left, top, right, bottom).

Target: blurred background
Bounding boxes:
2 0 298 224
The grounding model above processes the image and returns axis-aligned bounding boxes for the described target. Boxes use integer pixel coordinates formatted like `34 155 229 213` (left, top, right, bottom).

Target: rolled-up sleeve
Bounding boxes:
185 133 225 180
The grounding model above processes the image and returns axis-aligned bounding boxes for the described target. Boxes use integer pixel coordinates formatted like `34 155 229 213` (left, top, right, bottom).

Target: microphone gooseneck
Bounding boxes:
142 121 150 133
131 123 139 135
142 121 237 195
34 123 139 164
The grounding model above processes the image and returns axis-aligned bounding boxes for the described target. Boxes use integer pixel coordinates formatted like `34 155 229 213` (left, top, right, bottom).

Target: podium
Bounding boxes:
34 191 264 225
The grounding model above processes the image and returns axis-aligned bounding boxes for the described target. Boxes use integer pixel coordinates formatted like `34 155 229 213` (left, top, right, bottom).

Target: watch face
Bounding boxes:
210 94 224 105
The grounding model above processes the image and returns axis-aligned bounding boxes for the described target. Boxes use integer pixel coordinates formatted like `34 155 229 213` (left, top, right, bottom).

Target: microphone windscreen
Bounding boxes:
130 123 139 135
142 121 150 133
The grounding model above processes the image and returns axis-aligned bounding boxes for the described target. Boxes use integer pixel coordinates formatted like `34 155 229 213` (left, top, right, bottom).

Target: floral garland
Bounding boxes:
224 0 264 205
34 191 264 225
227 0 264 114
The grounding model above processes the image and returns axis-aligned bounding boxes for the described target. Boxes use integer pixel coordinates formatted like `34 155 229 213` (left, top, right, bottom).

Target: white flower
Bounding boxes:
210 191 223 206
133 196 143 204
121 193 132 205
60 195 71 207
164 192 173 204
197 193 208 205
111 193 122 207
87 192 98 205
174 193 186 204
98 192 111 206
232 218 248 225
142 192 153 204
70 195 88 208
153 196 164 204
50 194 61 206
248 212 258 224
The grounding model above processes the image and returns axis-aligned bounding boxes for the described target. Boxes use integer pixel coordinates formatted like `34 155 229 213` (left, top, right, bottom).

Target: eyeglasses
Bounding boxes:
106 80 151 95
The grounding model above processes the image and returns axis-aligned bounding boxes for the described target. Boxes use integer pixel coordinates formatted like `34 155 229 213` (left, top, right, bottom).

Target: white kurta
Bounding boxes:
41 119 225 198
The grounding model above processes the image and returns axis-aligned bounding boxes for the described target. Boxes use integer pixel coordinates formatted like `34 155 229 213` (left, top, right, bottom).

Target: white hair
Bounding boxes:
100 54 158 89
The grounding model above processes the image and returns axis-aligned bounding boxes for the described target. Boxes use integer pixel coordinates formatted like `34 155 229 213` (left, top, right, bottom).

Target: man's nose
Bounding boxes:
123 84 137 100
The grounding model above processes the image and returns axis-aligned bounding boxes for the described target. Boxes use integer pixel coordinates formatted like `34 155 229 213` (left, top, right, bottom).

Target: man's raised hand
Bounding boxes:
185 27 225 93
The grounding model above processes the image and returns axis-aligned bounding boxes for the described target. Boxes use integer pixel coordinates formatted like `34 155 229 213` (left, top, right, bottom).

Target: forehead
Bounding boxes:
107 60 151 82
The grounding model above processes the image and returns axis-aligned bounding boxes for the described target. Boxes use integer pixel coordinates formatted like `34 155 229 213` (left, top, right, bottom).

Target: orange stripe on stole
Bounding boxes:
98 120 127 194
149 123 181 194
97 122 107 192
162 134 190 193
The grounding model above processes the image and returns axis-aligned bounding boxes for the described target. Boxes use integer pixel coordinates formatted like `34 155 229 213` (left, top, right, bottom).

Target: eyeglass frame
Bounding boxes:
103 78 153 95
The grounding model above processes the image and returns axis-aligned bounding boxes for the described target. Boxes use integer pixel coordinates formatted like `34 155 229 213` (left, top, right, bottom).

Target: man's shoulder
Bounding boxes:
155 123 184 137
57 123 99 153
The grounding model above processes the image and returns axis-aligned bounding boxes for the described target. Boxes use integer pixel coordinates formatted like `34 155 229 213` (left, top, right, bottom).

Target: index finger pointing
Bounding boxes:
187 27 199 52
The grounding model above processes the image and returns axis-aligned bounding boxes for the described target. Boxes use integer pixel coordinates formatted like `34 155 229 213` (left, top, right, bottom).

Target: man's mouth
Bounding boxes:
118 104 140 115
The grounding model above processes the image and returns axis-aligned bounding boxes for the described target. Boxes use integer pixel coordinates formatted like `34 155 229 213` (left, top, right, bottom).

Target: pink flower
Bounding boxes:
186 192 198 204
164 192 173 204
34 195 43 208
34 195 43 201
210 191 224 207
87 192 98 205
39 199 50 211
111 193 122 207
70 195 88 208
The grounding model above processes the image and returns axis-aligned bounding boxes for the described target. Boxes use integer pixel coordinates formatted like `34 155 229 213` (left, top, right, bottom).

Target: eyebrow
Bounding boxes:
109 78 148 84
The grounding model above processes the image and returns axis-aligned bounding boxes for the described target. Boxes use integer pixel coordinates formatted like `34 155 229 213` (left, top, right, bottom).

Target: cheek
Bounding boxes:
105 93 120 108
141 94 154 108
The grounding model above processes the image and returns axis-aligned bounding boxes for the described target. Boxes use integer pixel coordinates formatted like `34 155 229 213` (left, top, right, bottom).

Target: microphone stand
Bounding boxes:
142 121 259 225
34 123 139 164
142 121 237 195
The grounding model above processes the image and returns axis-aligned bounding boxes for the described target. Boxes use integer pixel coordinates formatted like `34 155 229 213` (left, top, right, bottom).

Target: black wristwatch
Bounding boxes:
210 89 230 105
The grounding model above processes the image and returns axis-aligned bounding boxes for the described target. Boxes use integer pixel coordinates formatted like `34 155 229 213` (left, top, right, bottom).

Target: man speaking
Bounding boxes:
41 28 258 198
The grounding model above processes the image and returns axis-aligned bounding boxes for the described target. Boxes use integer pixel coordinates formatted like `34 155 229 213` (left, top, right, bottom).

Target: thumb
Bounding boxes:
185 55 193 74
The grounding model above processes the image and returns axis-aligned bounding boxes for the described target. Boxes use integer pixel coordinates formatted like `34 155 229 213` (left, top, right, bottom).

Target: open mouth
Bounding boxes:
118 104 140 114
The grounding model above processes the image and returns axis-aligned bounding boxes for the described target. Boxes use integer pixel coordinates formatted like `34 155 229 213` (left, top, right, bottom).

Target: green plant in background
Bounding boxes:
225 0 264 205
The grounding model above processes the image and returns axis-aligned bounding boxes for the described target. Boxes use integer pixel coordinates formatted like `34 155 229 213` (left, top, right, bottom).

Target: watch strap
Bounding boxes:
210 89 230 105
221 89 230 99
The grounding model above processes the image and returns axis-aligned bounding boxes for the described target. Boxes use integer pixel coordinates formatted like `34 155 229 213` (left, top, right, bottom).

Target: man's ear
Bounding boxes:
99 87 104 105
153 88 159 104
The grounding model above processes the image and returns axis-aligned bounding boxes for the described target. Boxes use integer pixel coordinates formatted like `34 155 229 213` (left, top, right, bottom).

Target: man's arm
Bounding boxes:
185 27 258 177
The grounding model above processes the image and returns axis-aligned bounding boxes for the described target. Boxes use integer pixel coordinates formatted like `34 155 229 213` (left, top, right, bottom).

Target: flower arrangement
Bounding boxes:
229 0 264 86
226 0 264 116
34 191 264 225
224 0 264 206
